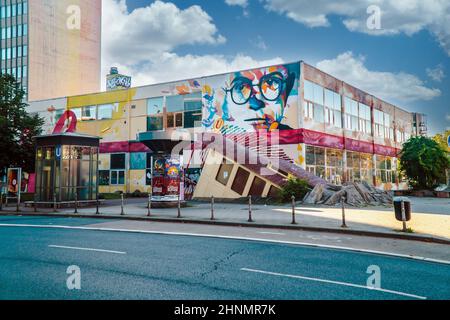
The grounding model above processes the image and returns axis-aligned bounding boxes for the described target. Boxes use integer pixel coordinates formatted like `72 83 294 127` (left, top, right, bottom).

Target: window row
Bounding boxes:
216 163 278 198
1 23 28 39
147 93 203 131
68 104 116 122
374 109 394 139
305 146 396 185
1 64 27 79
0 1 27 18
1 45 28 60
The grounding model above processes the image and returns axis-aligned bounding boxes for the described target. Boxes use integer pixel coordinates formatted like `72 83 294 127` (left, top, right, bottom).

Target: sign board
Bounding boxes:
106 74 132 91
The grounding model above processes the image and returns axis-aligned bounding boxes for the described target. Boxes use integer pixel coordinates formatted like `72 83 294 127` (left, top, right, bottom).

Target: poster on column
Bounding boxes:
151 156 183 201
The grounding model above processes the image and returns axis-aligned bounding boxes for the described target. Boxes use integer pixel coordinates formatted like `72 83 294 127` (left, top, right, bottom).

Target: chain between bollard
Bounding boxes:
248 196 254 223
291 195 297 225
211 196 215 221
341 196 348 228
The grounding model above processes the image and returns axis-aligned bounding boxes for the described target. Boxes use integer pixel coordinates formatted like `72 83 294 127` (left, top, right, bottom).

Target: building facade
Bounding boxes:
0 0 101 101
29 61 418 199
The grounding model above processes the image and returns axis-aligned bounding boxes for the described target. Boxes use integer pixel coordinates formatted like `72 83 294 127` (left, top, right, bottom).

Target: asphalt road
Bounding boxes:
0 217 449 300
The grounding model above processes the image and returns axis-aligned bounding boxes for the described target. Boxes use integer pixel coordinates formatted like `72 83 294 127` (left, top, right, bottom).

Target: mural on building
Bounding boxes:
202 63 299 133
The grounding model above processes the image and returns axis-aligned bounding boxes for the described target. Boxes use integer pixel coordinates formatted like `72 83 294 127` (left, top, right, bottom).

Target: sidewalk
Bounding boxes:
1 198 449 244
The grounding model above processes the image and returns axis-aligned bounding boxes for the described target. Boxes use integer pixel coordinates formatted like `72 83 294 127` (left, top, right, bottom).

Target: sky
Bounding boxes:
101 0 450 135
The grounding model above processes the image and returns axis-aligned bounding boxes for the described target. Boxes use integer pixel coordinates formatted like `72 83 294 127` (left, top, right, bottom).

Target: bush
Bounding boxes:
279 177 310 203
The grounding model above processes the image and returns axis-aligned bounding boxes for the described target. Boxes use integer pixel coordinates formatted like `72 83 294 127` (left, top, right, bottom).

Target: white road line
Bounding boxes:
0 223 449 265
257 232 286 235
241 268 427 300
48 245 126 255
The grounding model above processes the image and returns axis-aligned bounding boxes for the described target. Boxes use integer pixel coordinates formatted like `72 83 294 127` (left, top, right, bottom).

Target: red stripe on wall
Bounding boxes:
100 141 151 153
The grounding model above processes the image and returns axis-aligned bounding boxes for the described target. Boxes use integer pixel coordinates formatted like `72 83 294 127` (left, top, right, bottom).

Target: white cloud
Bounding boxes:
316 52 441 103
426 64 446 82
102 0 226 68
262 0 450 56
102 0 283 89
225 0 248 7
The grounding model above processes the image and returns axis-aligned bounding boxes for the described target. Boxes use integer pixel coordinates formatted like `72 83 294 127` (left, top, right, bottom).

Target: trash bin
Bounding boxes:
393 197 411 222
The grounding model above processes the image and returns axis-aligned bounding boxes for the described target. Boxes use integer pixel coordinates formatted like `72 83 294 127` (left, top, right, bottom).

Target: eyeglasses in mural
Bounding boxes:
202 63 299 133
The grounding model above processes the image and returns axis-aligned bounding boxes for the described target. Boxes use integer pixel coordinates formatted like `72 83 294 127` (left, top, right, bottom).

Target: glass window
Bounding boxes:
71 108 82 120
313 103 324 123
111 154 126 170
147 116 163 131
249 176 266 197
147 97 164 115
98 104 113 120
216 162 234 186
82 106 96 121
304 80 314 102
231 167 250 195
166 95 184 112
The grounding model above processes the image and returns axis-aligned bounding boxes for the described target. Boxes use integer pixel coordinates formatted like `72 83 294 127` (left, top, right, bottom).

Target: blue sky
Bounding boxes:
102 0 450 134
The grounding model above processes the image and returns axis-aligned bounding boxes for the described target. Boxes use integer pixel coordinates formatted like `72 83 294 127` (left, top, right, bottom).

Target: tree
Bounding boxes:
433 129 450 153
0 74 44 175
399 136 450 190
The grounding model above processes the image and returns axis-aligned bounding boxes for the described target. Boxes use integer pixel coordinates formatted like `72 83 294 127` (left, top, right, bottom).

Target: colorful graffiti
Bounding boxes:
202 63 299 133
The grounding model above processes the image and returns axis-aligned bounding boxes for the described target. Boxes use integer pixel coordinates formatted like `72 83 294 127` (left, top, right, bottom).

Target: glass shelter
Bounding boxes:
34 133 100 203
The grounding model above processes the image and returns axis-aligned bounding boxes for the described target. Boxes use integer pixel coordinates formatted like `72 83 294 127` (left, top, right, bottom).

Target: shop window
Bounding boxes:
248 176 266 197
111 171 125 185
99 170 110 186
167 112 183 128
216 162 234 186
98 104 114 120
111 154 126 169
376 156 394 184
231 167 250 195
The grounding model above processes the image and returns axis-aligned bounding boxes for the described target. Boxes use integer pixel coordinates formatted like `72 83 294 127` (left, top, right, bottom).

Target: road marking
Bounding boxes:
257 232 285 235
0 223 449 265
241 268 427 300
48 245 126 255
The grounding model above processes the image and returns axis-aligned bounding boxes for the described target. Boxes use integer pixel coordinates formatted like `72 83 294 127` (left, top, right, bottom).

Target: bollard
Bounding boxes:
147 194 152 217
0 192 3 211
211 196 215 221
120 193 125 215
401 200 407 232
341 196 348 228
248 196 254 223
53 194 58 212
96 195 100 215
34 199 37 213
291 195 297 225
74 192 78 214
16 196 20 213
177 193 181 219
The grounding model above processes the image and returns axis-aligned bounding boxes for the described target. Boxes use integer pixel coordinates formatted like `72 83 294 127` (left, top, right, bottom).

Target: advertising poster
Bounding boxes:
7 168 21 195
151 156 183 200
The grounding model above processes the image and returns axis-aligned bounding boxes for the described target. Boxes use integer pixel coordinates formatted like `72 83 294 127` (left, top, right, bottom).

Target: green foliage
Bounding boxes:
0 74 44 174
399 136 450 190
279 177 310 202
433 130 450 153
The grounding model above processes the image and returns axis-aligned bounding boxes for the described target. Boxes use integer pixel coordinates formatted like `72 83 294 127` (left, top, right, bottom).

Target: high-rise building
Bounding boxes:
0 0 101 101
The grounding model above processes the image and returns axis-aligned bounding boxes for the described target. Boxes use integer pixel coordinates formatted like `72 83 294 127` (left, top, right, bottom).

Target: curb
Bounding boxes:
1 211 449 245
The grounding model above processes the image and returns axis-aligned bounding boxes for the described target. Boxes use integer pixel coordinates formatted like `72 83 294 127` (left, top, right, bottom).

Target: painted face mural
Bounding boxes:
202 63 299 133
